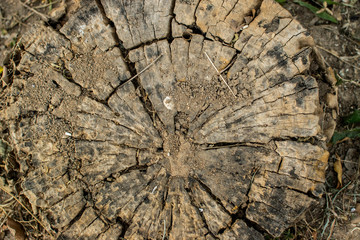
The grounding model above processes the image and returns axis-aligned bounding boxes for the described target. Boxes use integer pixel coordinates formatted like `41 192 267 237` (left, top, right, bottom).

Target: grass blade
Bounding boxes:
331 128 360 144
344 109 360 124
294 0 338 23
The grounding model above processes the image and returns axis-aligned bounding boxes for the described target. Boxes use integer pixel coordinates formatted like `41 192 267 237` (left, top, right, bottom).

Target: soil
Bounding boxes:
0 0 359 239
281 1 360 240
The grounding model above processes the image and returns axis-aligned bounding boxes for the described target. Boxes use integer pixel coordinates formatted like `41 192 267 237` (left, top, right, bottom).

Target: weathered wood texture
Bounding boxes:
1 0 330 239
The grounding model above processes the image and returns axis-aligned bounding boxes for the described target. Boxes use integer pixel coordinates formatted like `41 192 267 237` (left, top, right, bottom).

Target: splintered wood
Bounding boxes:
0 0 329 239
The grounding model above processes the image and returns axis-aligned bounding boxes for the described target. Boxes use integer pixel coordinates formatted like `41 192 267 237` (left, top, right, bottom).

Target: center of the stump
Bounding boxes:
162 134 196 177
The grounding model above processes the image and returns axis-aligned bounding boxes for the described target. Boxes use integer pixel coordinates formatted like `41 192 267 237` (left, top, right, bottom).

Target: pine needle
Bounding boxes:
0 185 54 238
204 51 237 98
125 54 163 83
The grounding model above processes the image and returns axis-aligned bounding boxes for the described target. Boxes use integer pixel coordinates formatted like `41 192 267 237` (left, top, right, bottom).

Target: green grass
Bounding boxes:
275 0 338 23
331 109 360 144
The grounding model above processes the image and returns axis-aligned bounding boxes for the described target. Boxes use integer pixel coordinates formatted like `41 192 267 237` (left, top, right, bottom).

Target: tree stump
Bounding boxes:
1 0 330 239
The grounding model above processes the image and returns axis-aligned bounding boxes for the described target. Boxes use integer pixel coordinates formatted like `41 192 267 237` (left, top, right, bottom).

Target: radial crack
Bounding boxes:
186 186 217 238
2 0 329 238
60 205 87 232
194 178 232 216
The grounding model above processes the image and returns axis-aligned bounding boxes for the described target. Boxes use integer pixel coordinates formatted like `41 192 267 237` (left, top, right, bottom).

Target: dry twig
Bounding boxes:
0 185 54 238
316 45 360 71
125 54 163 84
326 219 336 240
204 51 237 98
19 0 50 22
34 0 62 9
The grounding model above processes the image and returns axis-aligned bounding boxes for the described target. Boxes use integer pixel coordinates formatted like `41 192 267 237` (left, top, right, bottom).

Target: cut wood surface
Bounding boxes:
0 0 330 239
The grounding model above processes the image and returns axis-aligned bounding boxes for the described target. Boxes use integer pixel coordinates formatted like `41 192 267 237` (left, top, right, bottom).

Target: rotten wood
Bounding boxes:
0 0 330 239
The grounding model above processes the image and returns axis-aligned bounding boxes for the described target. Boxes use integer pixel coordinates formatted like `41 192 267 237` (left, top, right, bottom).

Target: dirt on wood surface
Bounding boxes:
0 0 359 239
